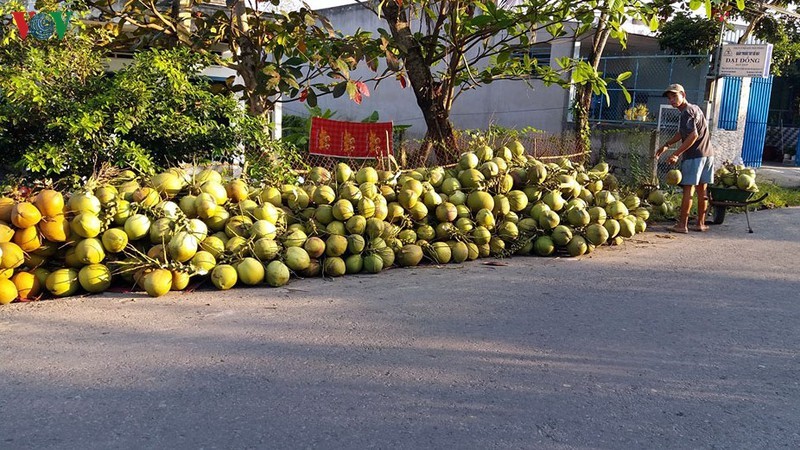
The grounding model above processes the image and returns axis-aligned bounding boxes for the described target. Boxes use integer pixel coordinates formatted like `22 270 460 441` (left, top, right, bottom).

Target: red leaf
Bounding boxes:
355 81 370 97
397 74 407 89
299 88 308 102
353 91 363 105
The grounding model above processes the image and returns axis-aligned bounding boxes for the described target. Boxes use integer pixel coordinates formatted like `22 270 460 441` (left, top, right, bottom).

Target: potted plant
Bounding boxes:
623 107 635 121
634 103 649 121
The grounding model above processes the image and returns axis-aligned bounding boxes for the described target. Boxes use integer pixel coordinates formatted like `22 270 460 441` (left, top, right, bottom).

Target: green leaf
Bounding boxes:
736 0 745 10
616 71 632 82
649 15 659 32
306 89 318 108
619 84 632 104
332 81 347 98
469 15 494 27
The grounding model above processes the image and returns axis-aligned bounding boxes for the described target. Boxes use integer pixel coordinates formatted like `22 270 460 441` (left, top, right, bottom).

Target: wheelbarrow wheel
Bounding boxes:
712 205 726 224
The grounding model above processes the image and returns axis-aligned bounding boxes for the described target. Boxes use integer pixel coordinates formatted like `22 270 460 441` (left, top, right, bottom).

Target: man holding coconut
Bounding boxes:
655 83 714 233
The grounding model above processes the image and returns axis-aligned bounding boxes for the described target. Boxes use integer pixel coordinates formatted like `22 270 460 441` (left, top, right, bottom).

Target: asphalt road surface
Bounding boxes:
2 207 799 449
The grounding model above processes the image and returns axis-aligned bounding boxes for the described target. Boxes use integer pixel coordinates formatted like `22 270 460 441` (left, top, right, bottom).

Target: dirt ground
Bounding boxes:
2 207 799 449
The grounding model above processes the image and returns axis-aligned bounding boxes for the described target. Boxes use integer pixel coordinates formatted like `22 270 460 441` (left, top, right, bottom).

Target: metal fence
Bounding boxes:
589 54 710 125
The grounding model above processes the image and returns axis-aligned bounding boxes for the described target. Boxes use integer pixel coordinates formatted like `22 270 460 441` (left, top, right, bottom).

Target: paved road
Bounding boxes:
2 208 799 449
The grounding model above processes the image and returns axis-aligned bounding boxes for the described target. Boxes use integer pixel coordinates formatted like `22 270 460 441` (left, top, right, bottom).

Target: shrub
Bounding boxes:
0 19 275 184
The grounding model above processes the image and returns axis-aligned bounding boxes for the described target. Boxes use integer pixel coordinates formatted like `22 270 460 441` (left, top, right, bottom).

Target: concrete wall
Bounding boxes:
300 5 574 139
710 77 751 166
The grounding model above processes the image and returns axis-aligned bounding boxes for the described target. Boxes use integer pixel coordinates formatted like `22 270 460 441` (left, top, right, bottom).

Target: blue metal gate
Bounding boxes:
741 76 774 167
718 77 742 130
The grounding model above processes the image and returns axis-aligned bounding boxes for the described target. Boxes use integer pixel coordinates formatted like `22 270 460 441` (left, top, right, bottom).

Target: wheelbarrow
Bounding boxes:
708 186 768 233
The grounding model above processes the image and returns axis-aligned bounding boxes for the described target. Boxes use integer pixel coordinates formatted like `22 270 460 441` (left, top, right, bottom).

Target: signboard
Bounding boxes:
718 44 773 78
309 117 393 159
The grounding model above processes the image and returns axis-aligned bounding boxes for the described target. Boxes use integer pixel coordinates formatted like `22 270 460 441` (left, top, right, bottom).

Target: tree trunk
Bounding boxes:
573 13 611 160
383 1 458 164
231 0 271 118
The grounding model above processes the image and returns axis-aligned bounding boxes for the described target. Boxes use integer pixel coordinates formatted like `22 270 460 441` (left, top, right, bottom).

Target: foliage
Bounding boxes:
757 182 800 208
243 139 306 186
0 14 271 181
657 12 721 56
368 0 659 161
281 106 338 151
91 0 381 116
459 124 543 151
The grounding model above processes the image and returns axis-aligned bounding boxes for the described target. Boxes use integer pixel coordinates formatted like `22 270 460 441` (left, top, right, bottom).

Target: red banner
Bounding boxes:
309 117 393 159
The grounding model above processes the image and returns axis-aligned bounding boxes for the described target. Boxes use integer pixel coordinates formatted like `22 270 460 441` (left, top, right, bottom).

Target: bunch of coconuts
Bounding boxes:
0 140 656 302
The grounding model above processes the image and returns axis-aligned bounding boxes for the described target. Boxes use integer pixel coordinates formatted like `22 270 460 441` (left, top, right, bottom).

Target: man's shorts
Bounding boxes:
680 156 715 186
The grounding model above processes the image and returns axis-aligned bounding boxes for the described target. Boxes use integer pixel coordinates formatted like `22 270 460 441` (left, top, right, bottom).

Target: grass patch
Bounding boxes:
755 182 800 208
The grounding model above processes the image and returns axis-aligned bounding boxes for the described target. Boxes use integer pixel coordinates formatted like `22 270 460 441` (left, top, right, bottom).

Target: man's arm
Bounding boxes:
656 131 682 157
667 130 698 164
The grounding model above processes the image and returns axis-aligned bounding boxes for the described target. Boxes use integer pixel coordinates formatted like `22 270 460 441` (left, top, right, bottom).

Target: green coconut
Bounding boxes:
265 260 291 286
466 242 480 260
538 210 560 230
603 218 621 239
376 246 395 267
566 207 591 227
550 225 573 246
325 234 349 257
144 269 173 297
332 199 355 222
397 244 424 267
475 208 496 230
344 254 364 274
211 264 238 290
528 202 551 222
566 236 588 257
449 241 469 263
507 190 528 212
618 217 636 238
303 237 326 259
347 234 366 254
75 238 106 265
584 223 610 246
363 253 384 274
78 264 111 293
426 242 452 264
606 201 629 220
237 257 266 285
408 202 429 221
459 152 480 170
467 191 494 214
101 228 129 253
253 238 281 261
665 169 682 186
191 251 217 274
364 218 385 240
440 178 461 196
285 247 311 272
647 190 666 206
283 229 307 248
250 220 277 240
497 221 519 241
472 226 492 245
588 206 607 225
323 257 346 277
542 190 565 211
623 194 641 210
533 236 555 256
489 236 505 256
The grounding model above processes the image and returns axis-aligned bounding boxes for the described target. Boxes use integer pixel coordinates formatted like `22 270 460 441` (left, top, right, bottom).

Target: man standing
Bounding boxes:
655 84 714 233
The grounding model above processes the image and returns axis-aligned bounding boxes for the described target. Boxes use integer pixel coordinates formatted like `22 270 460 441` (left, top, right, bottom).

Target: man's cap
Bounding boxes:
662 84 685 97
